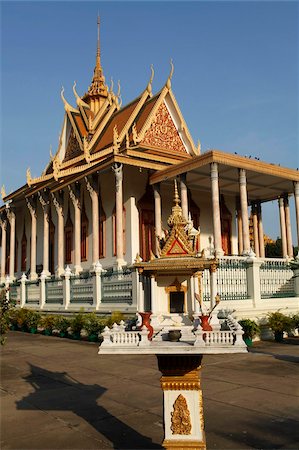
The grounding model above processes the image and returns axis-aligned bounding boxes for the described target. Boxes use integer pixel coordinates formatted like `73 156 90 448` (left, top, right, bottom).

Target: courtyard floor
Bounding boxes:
1 332 299 450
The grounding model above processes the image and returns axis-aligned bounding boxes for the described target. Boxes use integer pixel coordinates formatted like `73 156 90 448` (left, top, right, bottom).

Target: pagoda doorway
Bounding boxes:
138 186 155 262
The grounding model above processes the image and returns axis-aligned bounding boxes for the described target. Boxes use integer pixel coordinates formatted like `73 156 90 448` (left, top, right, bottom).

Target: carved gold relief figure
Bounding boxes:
171 394 192 435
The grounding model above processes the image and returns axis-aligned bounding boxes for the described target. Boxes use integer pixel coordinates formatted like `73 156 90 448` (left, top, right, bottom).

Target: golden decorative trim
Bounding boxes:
171 394 192 435
118 89 150 143
162 439 206 450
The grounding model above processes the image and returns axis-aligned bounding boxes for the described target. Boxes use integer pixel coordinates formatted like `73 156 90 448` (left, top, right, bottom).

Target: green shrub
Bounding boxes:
70 313 86 336
84 313 105 336
40 315 57 332
267 312 293 333
238 319 260 339
26 310 41 329
106 311 124 328
55 316 71 334
16 308 31 331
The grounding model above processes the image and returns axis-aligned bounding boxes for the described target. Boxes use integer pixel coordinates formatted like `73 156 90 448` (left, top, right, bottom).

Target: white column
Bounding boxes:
20 273 27 307
294 182 299 249
257 202 265 258
180 174 188 220
7 206 16 280
94 261 104 310
278 197 288 258
239 169 250 254
63 265 71 310
38 191 50 276
0 216 7 283
112 163 125 269
153 183 162 255
52 192 64 277
210 163 223 256
26 197 38 280
284 196 293 258
68 184 82 274
85 175 99 266
252 204 260 257
237 208 243 256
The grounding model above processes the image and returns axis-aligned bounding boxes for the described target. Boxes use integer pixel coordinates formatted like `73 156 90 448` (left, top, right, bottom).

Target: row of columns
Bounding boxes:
0 163 125 282
152 164 299 259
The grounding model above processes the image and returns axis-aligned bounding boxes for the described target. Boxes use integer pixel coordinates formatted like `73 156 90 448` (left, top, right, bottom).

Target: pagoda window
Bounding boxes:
21 227 27 272
81 201 89 261
64 208 73 264
99 196 106 259
138 186 155 261
112 206 126 256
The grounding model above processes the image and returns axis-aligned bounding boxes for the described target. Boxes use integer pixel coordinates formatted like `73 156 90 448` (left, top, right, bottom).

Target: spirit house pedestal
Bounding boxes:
99 182 247 449
157 354 205 450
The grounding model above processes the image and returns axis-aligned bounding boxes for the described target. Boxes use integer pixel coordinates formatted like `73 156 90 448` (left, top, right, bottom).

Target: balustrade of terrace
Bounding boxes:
2 256 299 318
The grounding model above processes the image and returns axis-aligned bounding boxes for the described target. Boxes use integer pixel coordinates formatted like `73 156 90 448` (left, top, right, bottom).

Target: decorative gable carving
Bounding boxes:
141 102 187 154
64 130 82 162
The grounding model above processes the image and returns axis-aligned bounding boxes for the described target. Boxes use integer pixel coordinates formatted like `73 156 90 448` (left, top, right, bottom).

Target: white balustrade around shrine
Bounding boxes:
2 256 299 317
100 315 246 353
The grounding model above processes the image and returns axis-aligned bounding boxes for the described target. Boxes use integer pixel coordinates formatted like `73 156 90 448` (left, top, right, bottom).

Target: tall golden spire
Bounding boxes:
87 15 108 102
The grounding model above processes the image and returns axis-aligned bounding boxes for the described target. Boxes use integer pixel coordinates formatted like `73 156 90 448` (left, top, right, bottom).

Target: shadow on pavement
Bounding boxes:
16 364 161 449
249 347 299 364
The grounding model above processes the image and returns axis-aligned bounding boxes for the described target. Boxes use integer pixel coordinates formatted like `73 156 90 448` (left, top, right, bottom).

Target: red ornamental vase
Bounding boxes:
199 315 213 331
138 312 154 340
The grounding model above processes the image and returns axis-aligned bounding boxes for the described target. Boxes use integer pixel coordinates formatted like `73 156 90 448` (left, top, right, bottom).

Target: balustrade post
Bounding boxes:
94 261 104 310
209 263 217 309
5 276 10 302
63 266 71 310
246 256 262 308
20 273 27 308
131 269 139 311
40 271 47 310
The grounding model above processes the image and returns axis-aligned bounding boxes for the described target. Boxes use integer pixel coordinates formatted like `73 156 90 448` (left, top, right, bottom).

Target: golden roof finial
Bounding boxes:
61 86 77 112
87 15 108 98
110 77 114 93
174 178 180 206
166 59 174 89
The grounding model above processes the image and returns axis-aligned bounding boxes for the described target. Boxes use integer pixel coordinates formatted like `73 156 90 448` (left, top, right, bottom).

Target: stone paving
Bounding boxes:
1 332 299 449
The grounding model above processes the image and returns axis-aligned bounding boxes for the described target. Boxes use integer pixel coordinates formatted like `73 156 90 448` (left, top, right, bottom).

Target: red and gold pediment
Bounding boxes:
161 227 195 258
140 102 187 154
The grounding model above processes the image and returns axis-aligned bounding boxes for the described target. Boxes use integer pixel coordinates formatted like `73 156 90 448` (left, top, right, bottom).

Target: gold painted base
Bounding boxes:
162 438 206 450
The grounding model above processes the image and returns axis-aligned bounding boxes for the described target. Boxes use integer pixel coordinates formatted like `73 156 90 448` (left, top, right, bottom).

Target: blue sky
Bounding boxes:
1 1 298 239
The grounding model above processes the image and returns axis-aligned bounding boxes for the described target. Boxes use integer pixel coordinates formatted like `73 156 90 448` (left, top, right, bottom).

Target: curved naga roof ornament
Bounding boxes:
73 81 90 109
61 86 78 113
26 168 32 187
166 59 174 89
146 64 154 95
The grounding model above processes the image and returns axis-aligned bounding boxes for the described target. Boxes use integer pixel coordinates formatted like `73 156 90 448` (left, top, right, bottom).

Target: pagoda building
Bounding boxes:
0 18 298 318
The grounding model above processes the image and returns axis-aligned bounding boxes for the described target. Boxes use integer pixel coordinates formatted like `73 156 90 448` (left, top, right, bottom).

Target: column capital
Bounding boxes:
5 204 16 223
52 191 64 215
278 196 284 207
68 183 81 209
239 168 246 185
210 162 218 178
112 163 123 193
85 174 98 197
38 190 50 213
26 196 37 218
